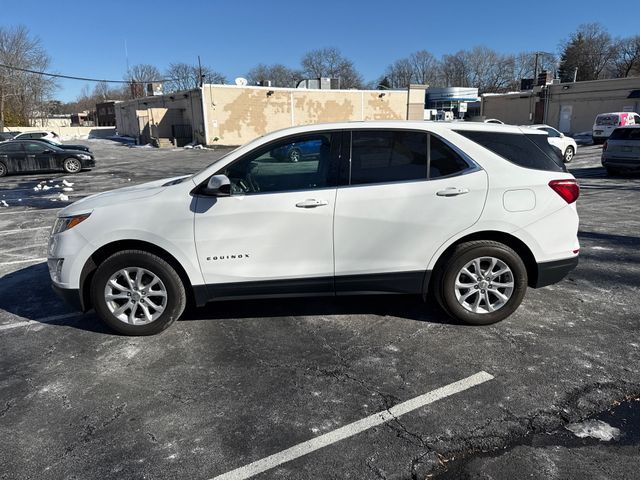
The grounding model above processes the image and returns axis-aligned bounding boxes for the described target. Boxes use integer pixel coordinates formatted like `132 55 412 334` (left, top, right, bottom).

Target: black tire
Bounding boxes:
605 166 618 176
563 146 575 163
63 157 82 174
288 148 301 162
592 137 604 145
0 161 7 177
433 241 528 325
91 250 186 335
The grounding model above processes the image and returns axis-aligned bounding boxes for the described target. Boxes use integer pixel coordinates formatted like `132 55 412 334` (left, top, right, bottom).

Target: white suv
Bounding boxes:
48 122 580 335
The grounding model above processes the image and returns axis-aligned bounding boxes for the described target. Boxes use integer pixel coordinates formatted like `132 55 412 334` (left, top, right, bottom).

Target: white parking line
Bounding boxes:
0 312 85 331
210 371 494 480
0 226 50 235
0 257 47 266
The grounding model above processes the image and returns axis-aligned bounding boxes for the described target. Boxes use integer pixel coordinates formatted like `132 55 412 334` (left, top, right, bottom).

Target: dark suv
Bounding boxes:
602 126 640 175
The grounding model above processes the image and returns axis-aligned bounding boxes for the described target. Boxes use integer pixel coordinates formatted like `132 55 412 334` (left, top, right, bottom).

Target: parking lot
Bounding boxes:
1 138 639 479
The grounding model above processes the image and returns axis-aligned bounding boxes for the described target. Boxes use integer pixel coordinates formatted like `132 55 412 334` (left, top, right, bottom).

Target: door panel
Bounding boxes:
194 189 336 288
193 131 341 297
333 170 488 280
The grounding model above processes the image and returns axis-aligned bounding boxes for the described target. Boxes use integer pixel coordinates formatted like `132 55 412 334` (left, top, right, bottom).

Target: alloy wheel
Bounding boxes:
104 267 168 325
454 256 514 314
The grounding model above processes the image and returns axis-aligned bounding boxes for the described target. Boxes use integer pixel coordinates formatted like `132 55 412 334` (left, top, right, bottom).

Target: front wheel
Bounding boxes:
288 148 301 162
563 146 575 163
63 157 82 174
434 241 528 325
91 250 186 335
0 161 7 177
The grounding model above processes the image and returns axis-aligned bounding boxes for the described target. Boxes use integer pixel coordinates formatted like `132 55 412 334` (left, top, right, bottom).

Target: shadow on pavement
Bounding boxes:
0 263 456 334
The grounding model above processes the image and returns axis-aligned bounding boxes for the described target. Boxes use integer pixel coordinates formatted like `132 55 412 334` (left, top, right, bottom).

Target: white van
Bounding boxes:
48 121 580 335
592 112 640 144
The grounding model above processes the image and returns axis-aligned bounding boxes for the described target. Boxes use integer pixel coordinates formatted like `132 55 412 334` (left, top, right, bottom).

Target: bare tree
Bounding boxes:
0 25 56 129
513 51 558 84
247 63 302 87
301 47 363 89
384 58 414 88
164 62 226 92
410 50 439 85
610 36 640 77
440 51 470 87
558 23 615 82
125 63 161 98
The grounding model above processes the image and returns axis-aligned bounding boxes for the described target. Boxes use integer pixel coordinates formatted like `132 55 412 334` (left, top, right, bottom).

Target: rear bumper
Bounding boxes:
52 284 84 311
534 256 579 288
601 156 640 169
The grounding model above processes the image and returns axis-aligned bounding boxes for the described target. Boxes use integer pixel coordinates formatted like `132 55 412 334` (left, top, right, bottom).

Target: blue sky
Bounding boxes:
3 0 639 101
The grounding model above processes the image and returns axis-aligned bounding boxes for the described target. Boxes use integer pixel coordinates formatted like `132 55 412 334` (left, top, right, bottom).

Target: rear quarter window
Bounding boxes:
455 130 565 172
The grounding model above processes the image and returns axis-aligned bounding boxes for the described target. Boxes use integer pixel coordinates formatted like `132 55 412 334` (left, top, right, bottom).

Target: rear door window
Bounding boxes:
350 130 428 185
455 130 565 172
429 136 471 178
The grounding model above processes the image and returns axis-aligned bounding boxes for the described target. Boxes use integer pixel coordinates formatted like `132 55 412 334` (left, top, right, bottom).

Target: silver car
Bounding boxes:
601 126 640 175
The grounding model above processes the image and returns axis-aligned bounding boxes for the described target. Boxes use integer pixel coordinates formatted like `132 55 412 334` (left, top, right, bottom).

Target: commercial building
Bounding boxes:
96 101 119 126
424 87 480 120
481 77 640 134
115 84 427 146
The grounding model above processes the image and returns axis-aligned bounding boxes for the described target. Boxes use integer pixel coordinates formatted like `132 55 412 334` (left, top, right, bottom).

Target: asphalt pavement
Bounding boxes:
1 138 639 480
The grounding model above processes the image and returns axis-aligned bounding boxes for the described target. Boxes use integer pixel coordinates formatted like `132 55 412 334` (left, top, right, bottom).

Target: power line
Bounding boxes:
0 63 174 84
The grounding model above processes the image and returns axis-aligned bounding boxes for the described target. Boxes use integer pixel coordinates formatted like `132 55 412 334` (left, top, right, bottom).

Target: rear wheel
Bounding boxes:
63 157 82 174
0 161 7 177
91 250 186 335
563 146 575 163
434 241 528 325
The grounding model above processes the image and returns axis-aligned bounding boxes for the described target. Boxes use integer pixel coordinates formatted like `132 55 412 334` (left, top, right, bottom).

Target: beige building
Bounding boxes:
116 84 426 146
481 77 640 134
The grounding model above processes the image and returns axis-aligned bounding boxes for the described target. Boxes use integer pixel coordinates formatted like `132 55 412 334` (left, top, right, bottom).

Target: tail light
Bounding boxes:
549 179 580 204
603 140 608 151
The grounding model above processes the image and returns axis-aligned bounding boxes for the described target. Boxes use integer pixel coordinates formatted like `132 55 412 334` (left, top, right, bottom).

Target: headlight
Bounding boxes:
78 154 91 160
52 213 91 235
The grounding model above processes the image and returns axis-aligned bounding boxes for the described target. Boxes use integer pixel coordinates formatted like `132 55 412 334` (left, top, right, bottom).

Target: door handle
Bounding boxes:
436 187 469 197
296 199 329 208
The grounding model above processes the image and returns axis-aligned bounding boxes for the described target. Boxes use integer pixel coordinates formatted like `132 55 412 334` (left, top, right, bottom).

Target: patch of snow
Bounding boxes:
566 420 621 441
62 179 74 187
1 200 9 207
53 184 60 188
42 185 51 191
58 193 69 201
62 187 73 192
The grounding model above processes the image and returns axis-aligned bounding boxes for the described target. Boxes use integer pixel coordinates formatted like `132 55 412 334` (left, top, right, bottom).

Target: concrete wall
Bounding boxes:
545 77 640 134
115 89 206 144
202 85 410 145
481 77 640 134
481 92 535 126
6 125 116 139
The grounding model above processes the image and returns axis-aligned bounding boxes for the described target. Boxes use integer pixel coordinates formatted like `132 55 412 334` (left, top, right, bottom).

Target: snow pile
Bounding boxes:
62 187 73 192
183 142 208 150
32 179 75 199
1 200 8 207
565 420 621 441
62 179 74 187
58 193 69 201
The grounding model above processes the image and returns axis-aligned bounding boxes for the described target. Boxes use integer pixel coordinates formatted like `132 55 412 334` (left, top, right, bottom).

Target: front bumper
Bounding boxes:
82 158 96 168
52 284 84 311
534 256 579 288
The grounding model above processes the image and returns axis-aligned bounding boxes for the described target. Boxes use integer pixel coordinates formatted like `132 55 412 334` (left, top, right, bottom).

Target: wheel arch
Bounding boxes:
79 239 201 312
425 230 539 296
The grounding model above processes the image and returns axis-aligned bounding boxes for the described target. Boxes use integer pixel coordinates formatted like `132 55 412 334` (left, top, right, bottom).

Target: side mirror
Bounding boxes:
201 174 231 197
559 133 565 138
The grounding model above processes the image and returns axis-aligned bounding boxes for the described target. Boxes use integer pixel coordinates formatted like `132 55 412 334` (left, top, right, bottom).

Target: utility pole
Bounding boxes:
198 55 204 87
533 52 540 84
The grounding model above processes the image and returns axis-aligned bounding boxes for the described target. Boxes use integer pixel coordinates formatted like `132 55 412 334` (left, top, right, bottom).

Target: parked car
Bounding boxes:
0 131 21 142
0 140 95 177
48 122 579 335
270 138 323 162
30 137 91 153
601 125 640 175
592 112 640 144
12 130 62 144
529 124 577 163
